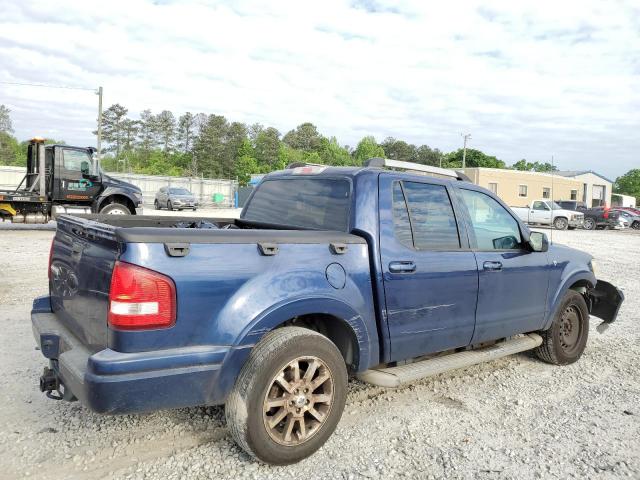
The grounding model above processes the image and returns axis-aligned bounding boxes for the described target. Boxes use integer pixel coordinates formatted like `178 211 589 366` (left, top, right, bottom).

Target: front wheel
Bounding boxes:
632 221 640 230
584 218 596 230
99 202 131 215
226 327 348 465
154 200 160 210
167 200 173 211
553 217 569 230
535 290 589 365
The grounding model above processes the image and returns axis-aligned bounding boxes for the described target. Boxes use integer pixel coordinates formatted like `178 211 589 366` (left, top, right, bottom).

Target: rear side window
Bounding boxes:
391 181 461 250
392 183 413 247
243 178 351 231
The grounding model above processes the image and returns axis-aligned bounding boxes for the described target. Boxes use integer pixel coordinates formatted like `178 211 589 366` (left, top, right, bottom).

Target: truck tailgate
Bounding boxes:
49 216 119 351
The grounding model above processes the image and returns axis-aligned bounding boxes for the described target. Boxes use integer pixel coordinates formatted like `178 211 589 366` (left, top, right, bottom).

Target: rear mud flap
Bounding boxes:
590 280 624 333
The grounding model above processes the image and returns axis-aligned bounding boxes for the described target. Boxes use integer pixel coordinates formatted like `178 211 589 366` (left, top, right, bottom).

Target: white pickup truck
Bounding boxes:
510 200 584 230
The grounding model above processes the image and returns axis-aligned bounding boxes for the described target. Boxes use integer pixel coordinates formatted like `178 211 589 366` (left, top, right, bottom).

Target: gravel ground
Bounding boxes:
0 227 638 479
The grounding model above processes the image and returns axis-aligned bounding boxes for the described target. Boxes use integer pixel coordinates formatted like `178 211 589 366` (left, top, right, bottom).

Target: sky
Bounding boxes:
0 0 638 179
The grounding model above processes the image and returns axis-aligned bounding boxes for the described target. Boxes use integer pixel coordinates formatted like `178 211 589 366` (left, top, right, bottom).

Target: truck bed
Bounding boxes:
45 214 376 411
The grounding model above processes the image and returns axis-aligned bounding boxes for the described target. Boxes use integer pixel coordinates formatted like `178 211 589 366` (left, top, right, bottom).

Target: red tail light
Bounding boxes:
48 237 54 280
108 261 176 330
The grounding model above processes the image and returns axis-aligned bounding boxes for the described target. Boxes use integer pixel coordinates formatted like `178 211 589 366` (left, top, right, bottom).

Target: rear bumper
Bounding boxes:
31 296 229 414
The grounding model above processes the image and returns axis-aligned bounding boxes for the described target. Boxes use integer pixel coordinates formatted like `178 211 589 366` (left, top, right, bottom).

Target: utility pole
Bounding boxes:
96 86 103 168
461 133 471 169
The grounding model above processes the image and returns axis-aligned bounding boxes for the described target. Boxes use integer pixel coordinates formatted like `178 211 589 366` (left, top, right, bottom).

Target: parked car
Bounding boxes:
557 200 587 211
582 207 624 230
154 187 198 211
33 159 623 465
510 199 584 230
612 209 640 229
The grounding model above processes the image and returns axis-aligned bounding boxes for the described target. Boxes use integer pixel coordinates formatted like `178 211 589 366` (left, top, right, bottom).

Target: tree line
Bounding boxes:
0 103 637 200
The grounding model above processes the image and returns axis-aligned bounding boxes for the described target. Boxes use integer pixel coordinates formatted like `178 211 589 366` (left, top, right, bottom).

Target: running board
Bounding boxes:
357 334 543 388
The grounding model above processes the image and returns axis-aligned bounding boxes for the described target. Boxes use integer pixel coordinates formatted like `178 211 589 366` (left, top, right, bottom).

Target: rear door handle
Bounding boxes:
483 261 503 271
389 261 416 273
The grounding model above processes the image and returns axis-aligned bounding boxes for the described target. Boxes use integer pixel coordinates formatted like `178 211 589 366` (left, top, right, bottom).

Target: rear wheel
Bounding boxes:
535 290 589 365
154 200 160 210
632 221 640 230
99 202 131 215
583 218 596 230
553 217 569 230
226 327 348 465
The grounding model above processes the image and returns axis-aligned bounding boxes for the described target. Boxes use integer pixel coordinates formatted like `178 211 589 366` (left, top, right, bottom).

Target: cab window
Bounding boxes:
532 201 549 210
62 149 92 174
392 181 461 250
460 189 522 250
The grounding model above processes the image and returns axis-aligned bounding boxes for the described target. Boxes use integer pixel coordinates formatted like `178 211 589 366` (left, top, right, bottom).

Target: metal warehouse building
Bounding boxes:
462 168 613 208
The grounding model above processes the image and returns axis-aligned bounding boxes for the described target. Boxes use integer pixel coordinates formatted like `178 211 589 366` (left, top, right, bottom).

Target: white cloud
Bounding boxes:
0 0 638 178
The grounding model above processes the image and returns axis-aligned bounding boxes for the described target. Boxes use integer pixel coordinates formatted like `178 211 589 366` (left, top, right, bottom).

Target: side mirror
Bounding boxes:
529 231 549 252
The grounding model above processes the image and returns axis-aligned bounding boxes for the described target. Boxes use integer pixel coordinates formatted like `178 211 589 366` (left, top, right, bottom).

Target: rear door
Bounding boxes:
456 187 549 343
379 175 479 361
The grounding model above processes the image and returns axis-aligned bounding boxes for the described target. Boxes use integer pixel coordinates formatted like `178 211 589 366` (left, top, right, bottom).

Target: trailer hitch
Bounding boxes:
39 367 64 400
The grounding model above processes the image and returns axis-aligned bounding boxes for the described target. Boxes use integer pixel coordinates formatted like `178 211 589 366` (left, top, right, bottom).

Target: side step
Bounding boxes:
357 333 542 388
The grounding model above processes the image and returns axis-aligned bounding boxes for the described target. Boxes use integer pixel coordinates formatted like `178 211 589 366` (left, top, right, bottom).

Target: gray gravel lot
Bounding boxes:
0 227 638 479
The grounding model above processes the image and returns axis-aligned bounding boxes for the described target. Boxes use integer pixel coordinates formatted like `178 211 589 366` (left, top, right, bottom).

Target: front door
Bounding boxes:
54 147 102 202
456 187 550 343
379 175 479 361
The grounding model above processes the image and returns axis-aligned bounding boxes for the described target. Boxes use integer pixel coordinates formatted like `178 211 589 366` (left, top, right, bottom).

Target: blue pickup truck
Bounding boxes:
32 158 623 465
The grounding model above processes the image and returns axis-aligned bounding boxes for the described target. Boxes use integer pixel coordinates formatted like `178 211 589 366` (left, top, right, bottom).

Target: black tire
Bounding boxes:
99 202 131 215
553 217 569 230
632 221 640 230
535 290 589 365
154 200 160 210
193 208 197 212
167 200 173 211
226 327 348 465
584 217 596 230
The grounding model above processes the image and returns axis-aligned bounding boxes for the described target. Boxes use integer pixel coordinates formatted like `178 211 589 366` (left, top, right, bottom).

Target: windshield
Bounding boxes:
169 188 192 195
242 178 351 230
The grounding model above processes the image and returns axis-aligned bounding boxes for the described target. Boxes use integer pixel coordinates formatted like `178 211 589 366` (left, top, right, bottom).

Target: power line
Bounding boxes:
0 81 96 92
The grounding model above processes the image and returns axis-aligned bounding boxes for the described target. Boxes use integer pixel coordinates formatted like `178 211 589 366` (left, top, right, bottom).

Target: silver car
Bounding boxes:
154 187 199 211
613 209 640 230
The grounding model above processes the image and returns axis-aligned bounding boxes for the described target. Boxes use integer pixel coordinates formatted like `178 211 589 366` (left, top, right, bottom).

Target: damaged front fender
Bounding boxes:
589 280 625 333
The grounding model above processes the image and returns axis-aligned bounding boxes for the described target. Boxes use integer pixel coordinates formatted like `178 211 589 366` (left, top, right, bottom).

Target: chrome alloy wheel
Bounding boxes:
263 356 334 446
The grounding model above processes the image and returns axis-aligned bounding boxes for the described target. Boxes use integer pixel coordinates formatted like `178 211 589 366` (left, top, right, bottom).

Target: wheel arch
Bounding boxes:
542 272 596 330
216 298 377 403
96 193 136 214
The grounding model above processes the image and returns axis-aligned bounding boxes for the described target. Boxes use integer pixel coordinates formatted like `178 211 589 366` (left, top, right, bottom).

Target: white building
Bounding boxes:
555 170 614 208
612 193 637 208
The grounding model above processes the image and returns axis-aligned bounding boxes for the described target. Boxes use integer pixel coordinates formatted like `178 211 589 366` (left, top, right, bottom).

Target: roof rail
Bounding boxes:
286 162 326 169
364 157 470 182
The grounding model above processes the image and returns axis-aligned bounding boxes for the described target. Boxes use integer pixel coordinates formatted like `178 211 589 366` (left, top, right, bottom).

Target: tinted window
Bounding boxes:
169 188 191 195
392 182 413 247
460 189 522 250
402 181 460 249
243 178 350 230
